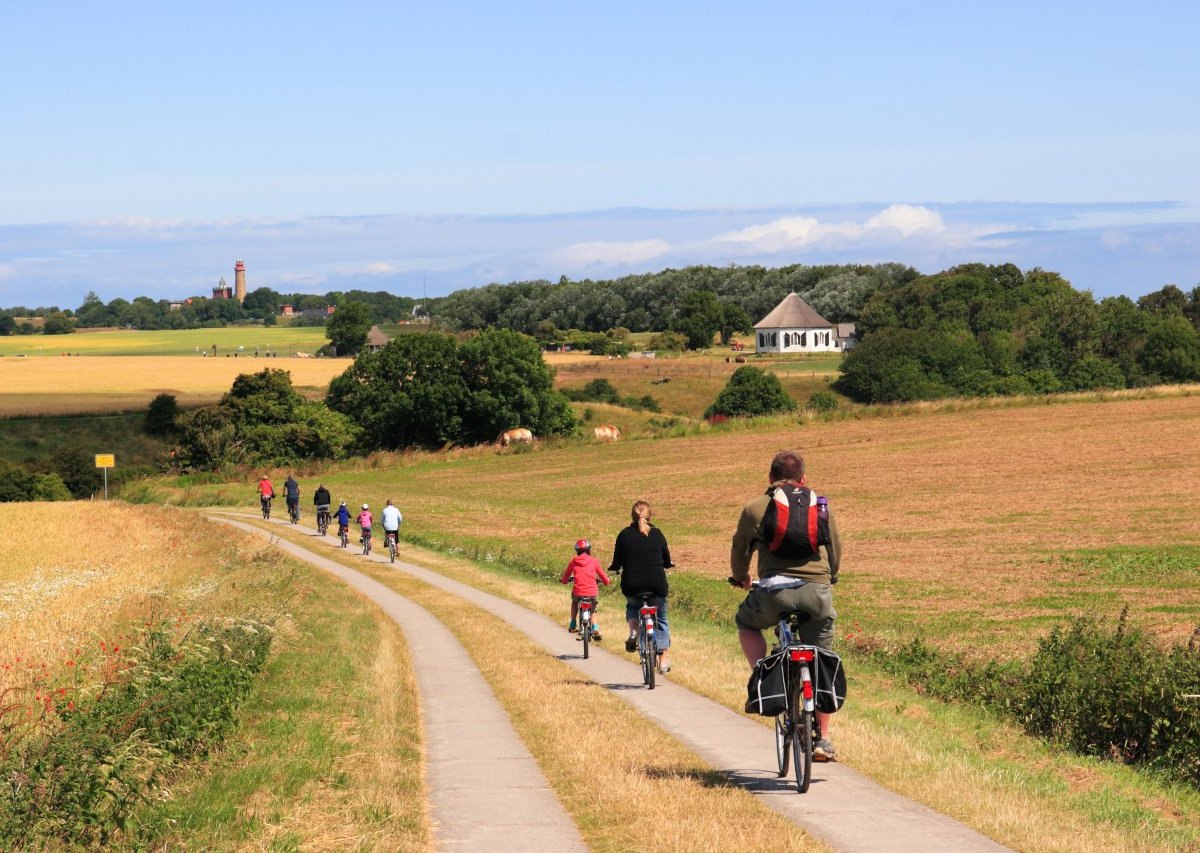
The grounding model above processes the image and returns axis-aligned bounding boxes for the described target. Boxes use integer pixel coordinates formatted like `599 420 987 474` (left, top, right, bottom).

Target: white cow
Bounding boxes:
592 424 621 442
496 427 534 447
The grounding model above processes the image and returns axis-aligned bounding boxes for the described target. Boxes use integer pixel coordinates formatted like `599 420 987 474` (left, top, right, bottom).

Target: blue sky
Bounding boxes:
2 1 1198 307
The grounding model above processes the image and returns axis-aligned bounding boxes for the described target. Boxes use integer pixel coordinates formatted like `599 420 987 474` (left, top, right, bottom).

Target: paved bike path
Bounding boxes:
228 514 1010 853
214 517 587 853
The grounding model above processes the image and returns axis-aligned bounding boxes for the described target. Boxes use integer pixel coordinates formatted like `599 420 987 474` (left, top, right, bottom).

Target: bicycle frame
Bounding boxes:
774 615 816 792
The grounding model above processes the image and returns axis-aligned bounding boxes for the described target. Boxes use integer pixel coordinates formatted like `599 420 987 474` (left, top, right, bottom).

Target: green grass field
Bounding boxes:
0 326 330 357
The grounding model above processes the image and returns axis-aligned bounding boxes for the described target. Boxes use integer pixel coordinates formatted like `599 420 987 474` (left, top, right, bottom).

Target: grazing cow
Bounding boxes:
496 427 534 447
593 424 621 442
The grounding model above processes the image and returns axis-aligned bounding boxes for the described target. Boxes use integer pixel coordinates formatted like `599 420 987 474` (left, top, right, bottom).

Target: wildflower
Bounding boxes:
67 701 75 710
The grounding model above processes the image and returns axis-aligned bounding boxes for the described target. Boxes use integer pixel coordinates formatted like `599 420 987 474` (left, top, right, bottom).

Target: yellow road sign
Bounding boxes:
94 454 115 468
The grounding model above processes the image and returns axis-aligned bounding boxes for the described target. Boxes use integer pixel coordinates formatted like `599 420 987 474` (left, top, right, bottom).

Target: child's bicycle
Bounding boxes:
385 530 398 563
338 524 349 548
360 529 372 556
632 592 659 689
577 596 598 659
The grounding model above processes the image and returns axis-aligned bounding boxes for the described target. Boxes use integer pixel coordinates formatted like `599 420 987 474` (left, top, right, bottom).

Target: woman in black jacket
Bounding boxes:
609 500 674 673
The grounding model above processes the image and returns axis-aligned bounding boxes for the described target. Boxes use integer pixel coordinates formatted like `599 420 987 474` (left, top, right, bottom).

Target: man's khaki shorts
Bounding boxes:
735 582 836 650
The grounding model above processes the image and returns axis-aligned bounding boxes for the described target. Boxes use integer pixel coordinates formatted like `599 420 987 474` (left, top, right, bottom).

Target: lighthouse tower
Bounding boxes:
234 259 246 304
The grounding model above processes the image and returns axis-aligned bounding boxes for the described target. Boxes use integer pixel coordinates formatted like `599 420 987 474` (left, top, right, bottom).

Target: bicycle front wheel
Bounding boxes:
793 709 813 794
775 713 790 777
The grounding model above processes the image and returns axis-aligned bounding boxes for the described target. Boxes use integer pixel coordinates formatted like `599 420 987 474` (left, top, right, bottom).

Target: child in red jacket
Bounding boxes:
561 538 610 640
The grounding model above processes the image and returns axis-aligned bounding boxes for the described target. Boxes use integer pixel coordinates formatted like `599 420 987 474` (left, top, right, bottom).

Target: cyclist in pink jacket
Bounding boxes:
561 538 610 640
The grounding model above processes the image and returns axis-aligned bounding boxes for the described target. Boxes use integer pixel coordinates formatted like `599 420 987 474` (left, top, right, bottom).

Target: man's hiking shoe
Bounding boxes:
813 738 837 762
625 637 637 653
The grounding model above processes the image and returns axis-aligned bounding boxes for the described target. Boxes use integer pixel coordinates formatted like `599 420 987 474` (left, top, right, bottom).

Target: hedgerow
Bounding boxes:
0 616 272 848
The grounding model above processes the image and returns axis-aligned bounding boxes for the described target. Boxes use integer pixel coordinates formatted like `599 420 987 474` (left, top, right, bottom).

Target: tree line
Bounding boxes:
428 263 918 334
837 265 1200 402
0 289 418 334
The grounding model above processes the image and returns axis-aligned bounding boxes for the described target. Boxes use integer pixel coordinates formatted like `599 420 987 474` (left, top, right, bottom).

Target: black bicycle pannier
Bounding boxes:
745 651 788 716
813 647 847 713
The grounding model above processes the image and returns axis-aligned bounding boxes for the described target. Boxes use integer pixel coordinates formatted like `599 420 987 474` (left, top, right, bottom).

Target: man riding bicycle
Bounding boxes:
381 499 402 549
284 474 301 520
731 450 841 761
313 483 332 528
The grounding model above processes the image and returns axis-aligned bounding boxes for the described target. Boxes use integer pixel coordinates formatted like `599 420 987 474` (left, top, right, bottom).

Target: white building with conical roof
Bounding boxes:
754 293 838 353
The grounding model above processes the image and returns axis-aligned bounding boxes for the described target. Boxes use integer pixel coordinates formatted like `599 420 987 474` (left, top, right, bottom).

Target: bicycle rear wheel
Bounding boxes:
389 536 396 563
639 628 655 688
792 708 813 793
582 622 590 659
775 713 790 777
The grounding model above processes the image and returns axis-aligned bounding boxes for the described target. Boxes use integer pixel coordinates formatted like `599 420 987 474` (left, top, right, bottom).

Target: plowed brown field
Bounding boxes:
308 394 1200 651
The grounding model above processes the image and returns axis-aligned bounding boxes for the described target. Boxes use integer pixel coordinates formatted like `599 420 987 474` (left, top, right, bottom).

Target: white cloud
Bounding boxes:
362 262 397 274
552 239 670 267
1101 229 1132 250
712 204 999 254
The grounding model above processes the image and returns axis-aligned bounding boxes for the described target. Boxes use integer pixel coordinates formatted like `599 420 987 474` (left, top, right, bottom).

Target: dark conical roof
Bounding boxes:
754 293 832 329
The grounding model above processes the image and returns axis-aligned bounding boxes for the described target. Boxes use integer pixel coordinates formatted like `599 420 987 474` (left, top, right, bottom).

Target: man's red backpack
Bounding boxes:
761 484 829 560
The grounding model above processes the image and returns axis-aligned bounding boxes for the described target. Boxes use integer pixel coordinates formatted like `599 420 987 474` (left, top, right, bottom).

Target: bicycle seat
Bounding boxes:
780 610 812 625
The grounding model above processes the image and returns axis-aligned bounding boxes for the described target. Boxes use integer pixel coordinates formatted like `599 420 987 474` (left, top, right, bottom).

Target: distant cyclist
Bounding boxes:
609 500 674 674
356 503 373 547
335 500 352 539
313 483 332 528
256 474 275 515
284 474 301 520
381 499 402 548
561 538 609 639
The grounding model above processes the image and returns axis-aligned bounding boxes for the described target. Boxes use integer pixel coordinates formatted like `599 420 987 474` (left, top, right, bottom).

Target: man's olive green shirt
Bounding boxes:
730 480 841 586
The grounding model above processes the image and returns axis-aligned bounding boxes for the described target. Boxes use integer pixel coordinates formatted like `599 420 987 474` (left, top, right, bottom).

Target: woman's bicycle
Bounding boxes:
261 496 272 520
577 597 598 660
772 612 818 793
633 592 659 689
385 530 398 563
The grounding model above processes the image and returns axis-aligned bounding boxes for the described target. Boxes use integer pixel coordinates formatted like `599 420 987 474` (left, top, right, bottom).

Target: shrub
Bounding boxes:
805 390 840 412
563 379 621 404
144 393 180 436
704 366 797 419
648 331 687 352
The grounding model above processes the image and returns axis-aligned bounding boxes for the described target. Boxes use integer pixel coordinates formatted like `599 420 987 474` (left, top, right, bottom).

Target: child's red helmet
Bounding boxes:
574 538 591 553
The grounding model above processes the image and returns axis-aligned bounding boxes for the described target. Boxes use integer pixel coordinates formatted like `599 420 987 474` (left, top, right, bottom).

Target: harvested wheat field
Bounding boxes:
0 355 352 415
283 394 1200 653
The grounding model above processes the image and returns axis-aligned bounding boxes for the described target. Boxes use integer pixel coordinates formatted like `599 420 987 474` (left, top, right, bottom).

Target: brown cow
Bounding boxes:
592 424 621 442
495 427 533 447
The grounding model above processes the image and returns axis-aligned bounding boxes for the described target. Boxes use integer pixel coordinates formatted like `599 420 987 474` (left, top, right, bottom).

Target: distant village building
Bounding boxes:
835 323 859 351
212 277 233 300
366 325 390 353
281 304 335 318
754 293 837 354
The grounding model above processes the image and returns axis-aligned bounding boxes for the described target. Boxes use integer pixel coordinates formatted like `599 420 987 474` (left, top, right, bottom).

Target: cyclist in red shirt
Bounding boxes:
256 475 275 514
561 538 610 640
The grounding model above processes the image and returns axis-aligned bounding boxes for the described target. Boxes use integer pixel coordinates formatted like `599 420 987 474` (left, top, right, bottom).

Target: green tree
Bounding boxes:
325 301 372 356
648 331 687 352
458 329 576 443
704 366 797 419
42 312 76 335
718 302 754 345
674 290 724 349
1141 314 1200 383
0 461 72 502
0 313 14 335
50 447 102 498
144 393 180 436
327 333 470 449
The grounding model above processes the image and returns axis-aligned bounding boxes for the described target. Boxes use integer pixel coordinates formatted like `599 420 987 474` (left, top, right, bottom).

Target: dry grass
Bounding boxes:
0 502 276 695
280 394 1200 650
0 355 351 415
